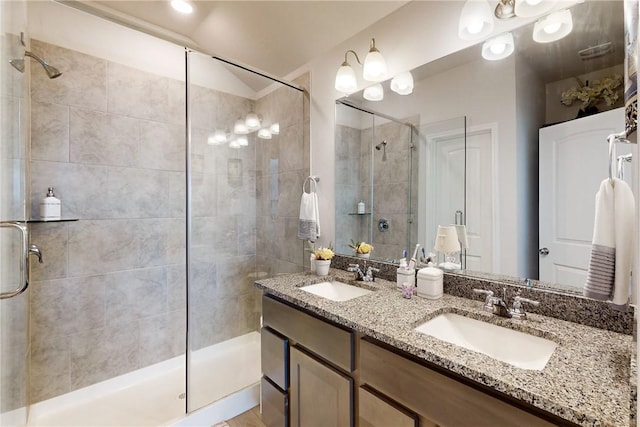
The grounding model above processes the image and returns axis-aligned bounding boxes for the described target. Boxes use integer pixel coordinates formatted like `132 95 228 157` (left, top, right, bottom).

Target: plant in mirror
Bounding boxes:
334 0 627 296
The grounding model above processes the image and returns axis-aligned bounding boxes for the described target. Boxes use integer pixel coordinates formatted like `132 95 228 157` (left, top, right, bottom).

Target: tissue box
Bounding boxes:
417 267 443 299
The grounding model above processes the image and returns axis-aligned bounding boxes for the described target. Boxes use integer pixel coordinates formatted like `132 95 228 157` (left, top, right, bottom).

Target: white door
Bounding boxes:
539 107 630 288
428 126 494 272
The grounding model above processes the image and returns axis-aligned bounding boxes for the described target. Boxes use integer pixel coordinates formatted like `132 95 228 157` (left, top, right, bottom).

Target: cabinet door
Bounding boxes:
359 386 418 427
290 346 352 427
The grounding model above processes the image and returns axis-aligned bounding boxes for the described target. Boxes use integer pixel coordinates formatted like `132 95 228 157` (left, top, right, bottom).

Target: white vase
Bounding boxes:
315 259 331 276
356 252 370 259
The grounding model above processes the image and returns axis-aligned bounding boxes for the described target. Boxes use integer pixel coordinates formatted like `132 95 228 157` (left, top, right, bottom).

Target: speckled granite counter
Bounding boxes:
255 269 634 427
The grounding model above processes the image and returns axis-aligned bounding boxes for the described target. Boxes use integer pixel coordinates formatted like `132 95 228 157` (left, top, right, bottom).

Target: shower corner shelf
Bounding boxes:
348 212 372 216
27 218 79 223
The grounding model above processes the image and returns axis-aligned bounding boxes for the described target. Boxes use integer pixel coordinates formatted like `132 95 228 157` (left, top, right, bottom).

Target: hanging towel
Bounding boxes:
297 178 320 241
583 178 635 310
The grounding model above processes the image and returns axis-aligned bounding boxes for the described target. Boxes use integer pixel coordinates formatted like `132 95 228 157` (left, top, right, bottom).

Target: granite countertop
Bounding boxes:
255 268 634 427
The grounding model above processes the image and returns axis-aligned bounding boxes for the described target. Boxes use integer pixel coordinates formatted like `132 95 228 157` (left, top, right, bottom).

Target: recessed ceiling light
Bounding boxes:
171 0 193 14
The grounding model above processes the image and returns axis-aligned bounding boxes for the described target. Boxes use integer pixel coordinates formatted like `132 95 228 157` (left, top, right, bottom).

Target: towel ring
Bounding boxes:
607 130 635 185
303 176 319 193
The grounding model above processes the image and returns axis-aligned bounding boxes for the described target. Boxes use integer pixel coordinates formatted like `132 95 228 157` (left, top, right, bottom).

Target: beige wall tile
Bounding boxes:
31 101 69 162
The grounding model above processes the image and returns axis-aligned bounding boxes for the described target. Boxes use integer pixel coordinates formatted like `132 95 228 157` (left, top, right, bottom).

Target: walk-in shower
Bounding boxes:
0 2 306 426
9 50 62 78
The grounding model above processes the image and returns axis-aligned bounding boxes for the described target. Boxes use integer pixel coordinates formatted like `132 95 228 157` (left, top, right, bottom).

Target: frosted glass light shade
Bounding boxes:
270 123 280 135
207 133 218 146
458 0 494 40
390 71 414 95
482 32 515 60
514 0 556 17
533 9 572 43
363 41 388 82
245 112 261 131
258 128 272 139
236 136 249 147
363 84 384 101
434 226 461 253
335 63 358 93
213 129 227 143
229 140 241 149
233 119 248 135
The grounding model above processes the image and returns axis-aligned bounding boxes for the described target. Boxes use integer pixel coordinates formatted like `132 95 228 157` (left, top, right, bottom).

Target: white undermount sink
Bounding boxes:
415 312 557 371
299 281 373 302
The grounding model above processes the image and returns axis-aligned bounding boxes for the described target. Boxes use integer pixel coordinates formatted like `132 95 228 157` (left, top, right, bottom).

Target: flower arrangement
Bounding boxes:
314 247 335 261
560 75 623 110
349 240 374 254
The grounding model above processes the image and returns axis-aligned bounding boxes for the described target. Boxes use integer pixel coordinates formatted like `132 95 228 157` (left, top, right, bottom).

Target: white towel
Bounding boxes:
583 178 635 310
297 179 320 241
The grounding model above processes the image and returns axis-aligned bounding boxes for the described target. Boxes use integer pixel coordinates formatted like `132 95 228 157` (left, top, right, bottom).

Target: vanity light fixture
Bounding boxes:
257 128 272 139
245 112 261 131
335 38 388 93
514 0 557 18
363 83 384 101
270 123 280 135
494 0 515 19
170 0 193 14
229 140 242 149
390 71 414 95
482 32 515 60
362 38 388 82
458 0 494 40
209 129 228 145
533 9 572 43
233 119 249 135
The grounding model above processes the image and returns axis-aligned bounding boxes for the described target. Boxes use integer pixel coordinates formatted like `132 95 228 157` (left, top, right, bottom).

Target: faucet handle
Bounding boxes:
511 296 539 319
473 289 494 312
347 263 361 271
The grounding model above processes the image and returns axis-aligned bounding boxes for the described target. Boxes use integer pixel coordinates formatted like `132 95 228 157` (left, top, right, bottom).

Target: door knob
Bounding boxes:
539 247 549 256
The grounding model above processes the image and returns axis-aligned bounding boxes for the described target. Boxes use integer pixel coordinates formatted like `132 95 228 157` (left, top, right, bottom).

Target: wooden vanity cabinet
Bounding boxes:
359 338 561 427
261 294 355 427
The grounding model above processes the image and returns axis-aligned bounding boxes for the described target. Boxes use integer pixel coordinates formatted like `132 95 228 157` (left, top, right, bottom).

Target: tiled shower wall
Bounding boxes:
27 39 307 403
255 75 309 275
335 118 416 261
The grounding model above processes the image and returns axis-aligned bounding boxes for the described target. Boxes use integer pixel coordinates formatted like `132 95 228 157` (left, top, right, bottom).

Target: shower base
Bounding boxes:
27 332 261 426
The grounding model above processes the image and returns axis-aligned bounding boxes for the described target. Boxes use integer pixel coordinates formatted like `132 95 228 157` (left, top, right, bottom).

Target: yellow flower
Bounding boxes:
315 247 334 260
357 242 373 254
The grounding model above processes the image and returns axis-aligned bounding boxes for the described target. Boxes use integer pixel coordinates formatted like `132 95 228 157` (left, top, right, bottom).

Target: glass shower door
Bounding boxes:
0 1 29 425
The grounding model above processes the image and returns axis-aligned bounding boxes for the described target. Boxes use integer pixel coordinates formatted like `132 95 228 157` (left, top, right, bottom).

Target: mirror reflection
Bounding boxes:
334 0 632 293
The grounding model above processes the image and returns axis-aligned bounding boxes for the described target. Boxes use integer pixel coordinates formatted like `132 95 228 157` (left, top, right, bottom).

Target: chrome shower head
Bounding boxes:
24 51 62 79
375 140 387 161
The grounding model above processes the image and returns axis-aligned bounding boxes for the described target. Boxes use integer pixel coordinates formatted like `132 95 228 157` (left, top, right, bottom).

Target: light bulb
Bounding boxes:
515 0 556 18
258 128 272 139
362 38 388 82
390 71 414 95
467 20 484 35
171 0 193 14
544 22 561 34
233 119 248 135
335 63 357 93
458 0 494 40
245 112 260 131
490 42 506 54
363 84 384 101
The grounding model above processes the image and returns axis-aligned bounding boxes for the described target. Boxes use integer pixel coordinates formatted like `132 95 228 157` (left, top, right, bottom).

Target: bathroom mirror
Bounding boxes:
334 0 629 294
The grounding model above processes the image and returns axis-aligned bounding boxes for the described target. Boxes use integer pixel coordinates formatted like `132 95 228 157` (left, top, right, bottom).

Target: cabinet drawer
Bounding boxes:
261 327 289 390
262 376 288 427
359 386 418 427
360 339 557 427
262 295 354 372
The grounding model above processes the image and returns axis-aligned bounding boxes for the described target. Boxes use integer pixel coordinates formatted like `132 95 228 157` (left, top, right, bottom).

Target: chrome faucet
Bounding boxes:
473 288 539 319
348 264 366 281
364 266 380 282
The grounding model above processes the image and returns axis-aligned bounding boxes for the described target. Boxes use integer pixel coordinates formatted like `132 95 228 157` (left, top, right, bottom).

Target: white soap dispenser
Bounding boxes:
357 200 365 214
40 187 61 220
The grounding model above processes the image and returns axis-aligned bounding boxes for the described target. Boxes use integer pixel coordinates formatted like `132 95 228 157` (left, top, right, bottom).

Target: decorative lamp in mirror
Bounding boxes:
435 226 461 270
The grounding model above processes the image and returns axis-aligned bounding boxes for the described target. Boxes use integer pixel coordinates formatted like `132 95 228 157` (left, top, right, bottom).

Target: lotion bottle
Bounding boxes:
40 187 61 220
